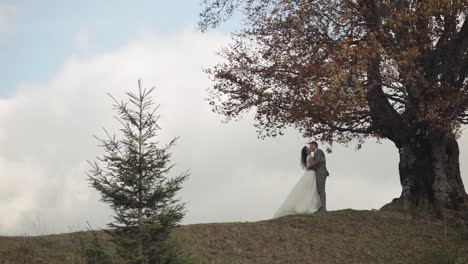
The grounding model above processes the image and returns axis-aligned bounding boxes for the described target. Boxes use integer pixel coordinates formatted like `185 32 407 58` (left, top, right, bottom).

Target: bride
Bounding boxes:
273 146 321 218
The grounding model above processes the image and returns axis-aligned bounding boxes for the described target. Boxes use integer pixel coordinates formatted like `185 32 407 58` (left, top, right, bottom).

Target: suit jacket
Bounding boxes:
307 148 329 176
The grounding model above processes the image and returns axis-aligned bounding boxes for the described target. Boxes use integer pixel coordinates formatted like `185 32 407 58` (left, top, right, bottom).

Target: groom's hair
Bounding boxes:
309 141 318 147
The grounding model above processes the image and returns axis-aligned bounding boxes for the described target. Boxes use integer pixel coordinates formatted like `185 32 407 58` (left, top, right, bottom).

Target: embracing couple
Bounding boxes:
273 141 330 218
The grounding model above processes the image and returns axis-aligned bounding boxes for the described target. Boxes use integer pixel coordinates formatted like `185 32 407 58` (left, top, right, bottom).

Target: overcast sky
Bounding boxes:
0 1 467 236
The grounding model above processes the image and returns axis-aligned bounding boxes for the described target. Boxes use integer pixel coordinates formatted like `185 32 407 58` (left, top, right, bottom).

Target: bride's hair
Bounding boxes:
301 146 308 168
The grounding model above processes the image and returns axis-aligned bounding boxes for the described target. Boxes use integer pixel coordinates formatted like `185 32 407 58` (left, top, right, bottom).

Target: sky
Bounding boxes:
0 1 467 236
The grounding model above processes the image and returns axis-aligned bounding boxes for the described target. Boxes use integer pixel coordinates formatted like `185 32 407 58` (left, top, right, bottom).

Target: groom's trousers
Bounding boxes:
316 174 327 210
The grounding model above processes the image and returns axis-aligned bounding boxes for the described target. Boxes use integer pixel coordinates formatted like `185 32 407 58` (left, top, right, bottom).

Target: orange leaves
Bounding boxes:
201 0 468 143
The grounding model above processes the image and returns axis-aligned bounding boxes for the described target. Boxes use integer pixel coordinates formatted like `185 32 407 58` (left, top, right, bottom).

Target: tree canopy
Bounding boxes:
200 0 468 147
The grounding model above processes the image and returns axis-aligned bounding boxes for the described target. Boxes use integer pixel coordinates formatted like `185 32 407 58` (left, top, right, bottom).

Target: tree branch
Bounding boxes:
318 117 374 134
385 93 407 105
362 0 404 143
454 18 468 58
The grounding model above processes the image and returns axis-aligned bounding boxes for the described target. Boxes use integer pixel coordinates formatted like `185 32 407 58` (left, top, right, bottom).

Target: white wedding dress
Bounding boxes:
273 154 321 218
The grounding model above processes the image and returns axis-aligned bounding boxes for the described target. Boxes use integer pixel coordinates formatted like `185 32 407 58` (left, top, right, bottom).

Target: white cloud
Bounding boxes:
0 30 467 235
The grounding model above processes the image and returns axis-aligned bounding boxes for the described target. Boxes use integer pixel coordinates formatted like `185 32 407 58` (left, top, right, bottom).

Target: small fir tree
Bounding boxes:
86 79 189 263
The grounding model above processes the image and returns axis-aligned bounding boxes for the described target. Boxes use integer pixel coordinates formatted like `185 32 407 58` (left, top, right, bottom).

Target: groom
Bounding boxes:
307 141 329 212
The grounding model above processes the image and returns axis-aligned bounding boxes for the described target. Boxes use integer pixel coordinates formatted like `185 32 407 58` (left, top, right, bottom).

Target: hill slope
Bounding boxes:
1 210 467 263
173 209 468 263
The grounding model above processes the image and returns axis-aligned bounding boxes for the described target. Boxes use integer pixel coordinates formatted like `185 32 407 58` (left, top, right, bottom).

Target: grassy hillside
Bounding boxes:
0 210 467 263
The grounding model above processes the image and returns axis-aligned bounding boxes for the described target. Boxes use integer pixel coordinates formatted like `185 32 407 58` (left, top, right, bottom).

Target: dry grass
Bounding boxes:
0 231 120 264
172 209 468 264
0 209 467 263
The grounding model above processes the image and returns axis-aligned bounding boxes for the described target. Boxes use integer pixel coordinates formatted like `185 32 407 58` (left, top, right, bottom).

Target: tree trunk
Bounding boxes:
382 131 468 216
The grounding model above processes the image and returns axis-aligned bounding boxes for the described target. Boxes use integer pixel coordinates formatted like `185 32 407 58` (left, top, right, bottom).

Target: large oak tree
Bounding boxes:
200 0 468 215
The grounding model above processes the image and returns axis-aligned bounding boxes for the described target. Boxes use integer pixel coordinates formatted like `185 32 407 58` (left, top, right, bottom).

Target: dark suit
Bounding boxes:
307 148 329 210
